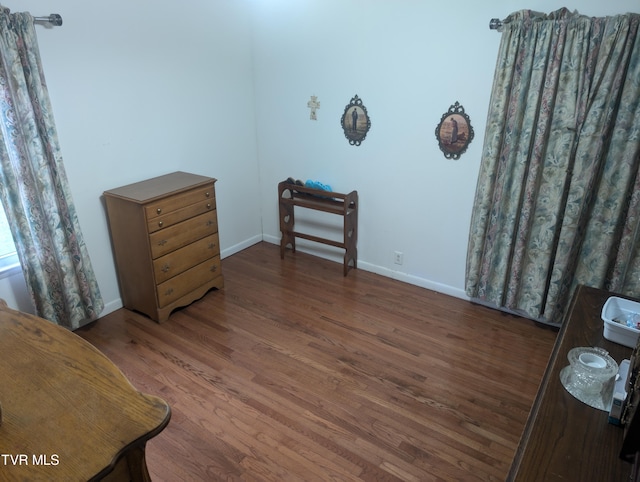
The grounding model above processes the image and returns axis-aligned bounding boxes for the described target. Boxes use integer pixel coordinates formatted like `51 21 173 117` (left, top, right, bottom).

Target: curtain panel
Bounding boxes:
466 9 640 325
0 8 103 328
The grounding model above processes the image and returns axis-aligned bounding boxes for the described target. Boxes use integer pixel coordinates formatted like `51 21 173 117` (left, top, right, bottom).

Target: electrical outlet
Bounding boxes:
394 251 403 265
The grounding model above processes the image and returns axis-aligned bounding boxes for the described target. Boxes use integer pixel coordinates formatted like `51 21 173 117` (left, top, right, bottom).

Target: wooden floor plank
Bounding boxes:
77 242 557 481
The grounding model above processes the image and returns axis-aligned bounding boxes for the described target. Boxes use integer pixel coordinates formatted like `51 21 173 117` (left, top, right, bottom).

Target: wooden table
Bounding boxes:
0 303 170 481
508 285 633 481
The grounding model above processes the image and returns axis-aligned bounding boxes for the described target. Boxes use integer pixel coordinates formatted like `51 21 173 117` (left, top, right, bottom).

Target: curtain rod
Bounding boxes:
33 14 63 26
489 18 502 30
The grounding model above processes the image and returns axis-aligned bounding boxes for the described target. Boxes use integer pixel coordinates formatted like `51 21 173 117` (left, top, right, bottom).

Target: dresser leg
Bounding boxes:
125 445 152 482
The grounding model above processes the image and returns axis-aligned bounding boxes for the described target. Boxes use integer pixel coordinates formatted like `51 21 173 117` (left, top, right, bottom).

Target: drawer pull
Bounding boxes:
210 265 217 272
208 243 216 250
206 220 214 227
156 208 162 215
205 192 210 198
207 203 211 209
161 264 170 273
158 239 168 246
165 288 174 296
158 221 163 228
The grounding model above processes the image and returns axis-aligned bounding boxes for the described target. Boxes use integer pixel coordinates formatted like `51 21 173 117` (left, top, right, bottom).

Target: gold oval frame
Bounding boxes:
340 95 371 146
435 102 474 160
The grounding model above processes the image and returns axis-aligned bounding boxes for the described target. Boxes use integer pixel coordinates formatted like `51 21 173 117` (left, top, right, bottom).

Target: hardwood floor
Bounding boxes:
77 242 557 481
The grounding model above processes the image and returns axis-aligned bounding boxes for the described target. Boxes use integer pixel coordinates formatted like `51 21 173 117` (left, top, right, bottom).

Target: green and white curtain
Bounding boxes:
0 8 103 329
466 9 640 325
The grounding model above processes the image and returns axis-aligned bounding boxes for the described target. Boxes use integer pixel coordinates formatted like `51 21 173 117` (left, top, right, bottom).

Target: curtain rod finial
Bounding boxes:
489 18 502 31
48 14 62 26
34 14 62 26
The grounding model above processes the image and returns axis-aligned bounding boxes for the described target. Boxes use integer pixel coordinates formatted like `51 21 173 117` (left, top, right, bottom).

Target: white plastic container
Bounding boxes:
602 297 640 348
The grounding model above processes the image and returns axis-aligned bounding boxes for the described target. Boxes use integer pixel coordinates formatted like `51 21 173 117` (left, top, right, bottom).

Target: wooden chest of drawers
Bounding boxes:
104 171 224 322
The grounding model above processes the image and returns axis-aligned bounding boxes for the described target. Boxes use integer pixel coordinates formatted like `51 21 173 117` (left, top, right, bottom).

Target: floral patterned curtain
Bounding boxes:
466 9 640 325
0 8 103 329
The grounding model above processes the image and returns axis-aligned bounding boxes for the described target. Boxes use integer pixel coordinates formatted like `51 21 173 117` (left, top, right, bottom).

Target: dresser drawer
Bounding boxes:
157 256 221 307
147 197 216 233
149 210 218 259
104 172 223 322
145 184 214 221
153 233 219 284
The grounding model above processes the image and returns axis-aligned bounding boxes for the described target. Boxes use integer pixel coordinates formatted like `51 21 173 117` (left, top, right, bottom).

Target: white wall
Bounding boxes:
252 0 640 298
0 0 638 315
0 0 262 313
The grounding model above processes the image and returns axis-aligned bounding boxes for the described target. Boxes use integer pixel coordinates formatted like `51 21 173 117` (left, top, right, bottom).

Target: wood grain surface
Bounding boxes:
78 242 556 481
0 304 170 481
508 285 634 481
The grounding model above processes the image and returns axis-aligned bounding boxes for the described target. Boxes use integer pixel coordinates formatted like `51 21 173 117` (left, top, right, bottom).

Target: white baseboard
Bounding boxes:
221 234 263 259
358 261 468 300
260 235 468 301
98 234 468 319
98 234 264 320
99 298 124 317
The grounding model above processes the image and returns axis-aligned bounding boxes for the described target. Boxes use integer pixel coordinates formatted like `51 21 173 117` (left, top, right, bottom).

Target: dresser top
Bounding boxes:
0 303 170 480
508 285 632 481
104 171 216 203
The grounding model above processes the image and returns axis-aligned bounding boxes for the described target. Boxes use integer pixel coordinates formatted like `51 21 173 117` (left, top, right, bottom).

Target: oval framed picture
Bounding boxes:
341 95 371 146
435 102 474 160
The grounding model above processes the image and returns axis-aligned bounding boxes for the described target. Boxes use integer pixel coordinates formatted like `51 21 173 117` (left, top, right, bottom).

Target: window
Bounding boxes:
0 206 19 274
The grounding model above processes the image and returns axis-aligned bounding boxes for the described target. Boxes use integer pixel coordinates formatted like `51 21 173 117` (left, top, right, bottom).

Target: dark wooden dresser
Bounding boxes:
508 285 634 481
104 171 224 322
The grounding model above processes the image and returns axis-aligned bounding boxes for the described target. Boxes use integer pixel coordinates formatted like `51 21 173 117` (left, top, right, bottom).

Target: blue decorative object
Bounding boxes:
305 180 332 192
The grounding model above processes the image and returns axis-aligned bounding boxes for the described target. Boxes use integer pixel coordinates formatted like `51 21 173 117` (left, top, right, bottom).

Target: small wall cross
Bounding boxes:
307 95 320 120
